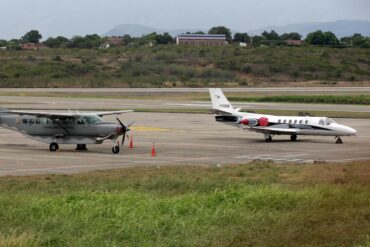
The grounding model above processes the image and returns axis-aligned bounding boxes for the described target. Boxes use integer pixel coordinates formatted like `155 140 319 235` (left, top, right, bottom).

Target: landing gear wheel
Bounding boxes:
112 145 120 154
290 135 297 141
265 135 272 142
76 144 87 151
335 137 343 144
49 142 59 152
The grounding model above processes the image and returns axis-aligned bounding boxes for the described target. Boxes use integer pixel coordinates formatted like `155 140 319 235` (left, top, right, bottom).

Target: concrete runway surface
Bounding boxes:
0 112 369 176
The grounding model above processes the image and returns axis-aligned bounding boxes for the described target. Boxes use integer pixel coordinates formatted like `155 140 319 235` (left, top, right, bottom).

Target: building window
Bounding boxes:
22 119 28 124
29 119 35 124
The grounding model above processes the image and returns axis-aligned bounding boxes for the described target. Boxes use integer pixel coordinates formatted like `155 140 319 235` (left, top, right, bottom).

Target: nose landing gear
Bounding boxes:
335 136 343 144
112 145 120 154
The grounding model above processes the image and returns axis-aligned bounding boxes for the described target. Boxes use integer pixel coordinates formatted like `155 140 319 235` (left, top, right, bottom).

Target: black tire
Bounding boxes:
290 135 297 141
76 144 87 151
265 136 272 142
112 145 120 154
336 137 343 144
49 143 59 152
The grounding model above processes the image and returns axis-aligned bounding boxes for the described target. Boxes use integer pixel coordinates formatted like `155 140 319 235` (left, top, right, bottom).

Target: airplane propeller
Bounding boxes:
116 118 135 146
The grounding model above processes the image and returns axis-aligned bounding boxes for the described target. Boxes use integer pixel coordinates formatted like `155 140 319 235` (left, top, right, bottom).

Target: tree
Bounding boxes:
250 35 266 46
22 30 42 43
0 39 8 47
208 26 232 41
233 33 250 43
305 30 326 45
261 30 279 40
43 36 69 48
280 32 302 40
323 31 339 45
155 32 174 44
305 30 339 45
67 34 103 48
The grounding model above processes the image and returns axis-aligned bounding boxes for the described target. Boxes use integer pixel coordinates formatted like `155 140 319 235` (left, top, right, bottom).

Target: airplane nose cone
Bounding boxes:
343 126 357 135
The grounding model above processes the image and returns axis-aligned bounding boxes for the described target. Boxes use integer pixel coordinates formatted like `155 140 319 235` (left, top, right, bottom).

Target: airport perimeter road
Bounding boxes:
0 112 369 176
1 87 370 93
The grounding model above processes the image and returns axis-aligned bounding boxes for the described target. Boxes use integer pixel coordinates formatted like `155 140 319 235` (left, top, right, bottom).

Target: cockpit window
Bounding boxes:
81 115 103 125
325 118 335 125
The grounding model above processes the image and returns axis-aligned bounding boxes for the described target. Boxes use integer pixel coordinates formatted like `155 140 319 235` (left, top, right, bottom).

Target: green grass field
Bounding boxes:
1 162 370 246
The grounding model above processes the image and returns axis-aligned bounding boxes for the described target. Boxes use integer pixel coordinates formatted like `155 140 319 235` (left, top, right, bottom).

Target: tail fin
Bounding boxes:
209 88 235 114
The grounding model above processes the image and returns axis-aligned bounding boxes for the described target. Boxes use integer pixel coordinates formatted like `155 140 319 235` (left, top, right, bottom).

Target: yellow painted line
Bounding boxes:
130 126 171 132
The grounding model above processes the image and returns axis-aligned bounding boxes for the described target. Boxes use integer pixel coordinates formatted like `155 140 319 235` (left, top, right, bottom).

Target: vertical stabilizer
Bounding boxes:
209 88 234 114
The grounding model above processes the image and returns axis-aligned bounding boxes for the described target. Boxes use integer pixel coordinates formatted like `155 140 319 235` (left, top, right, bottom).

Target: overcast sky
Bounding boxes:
1 0 369 39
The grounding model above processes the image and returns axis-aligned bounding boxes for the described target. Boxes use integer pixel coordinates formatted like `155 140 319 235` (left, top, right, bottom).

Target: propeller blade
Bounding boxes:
116 117 126 129
122 132 126 146
127 121 136 128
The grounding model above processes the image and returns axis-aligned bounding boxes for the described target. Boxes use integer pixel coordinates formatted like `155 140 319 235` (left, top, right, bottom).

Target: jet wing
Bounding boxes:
247 126 299 135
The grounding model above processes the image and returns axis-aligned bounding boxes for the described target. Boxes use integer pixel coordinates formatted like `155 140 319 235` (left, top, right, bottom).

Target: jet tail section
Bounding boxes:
209 88 235 115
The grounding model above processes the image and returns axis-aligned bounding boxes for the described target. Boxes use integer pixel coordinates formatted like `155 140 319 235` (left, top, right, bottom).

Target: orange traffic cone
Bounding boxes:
129 134 133 148
151 142 156 157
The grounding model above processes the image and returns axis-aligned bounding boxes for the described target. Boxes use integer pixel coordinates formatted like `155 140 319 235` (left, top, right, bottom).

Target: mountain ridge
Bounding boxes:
103 20 370 38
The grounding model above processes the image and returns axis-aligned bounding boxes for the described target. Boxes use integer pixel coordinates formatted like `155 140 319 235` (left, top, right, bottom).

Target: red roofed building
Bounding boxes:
21 43 46 50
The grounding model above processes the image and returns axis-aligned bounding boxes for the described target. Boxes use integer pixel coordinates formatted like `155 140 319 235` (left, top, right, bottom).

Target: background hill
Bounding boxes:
104 24 206 37
248 20 370 38
104 20 370 38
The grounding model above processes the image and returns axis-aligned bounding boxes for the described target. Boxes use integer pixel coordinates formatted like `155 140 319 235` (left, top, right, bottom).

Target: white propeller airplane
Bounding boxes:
209 88 357 143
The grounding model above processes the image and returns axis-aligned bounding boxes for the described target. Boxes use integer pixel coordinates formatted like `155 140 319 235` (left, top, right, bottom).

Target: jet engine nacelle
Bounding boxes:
239 117 258 126
239 117 269 127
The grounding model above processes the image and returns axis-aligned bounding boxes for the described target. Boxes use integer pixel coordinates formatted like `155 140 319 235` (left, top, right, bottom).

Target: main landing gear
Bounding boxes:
265 134 272 142
290 135 297 141
335 136 343 144
76 144 88 151
49 142 59 152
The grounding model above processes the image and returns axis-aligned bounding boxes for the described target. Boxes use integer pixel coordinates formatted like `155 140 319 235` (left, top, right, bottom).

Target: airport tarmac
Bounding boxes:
0 112 369 176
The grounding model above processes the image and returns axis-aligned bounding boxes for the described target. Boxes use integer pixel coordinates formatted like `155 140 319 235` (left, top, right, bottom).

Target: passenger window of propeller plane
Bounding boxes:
283 119 286 123
305 120 308 124
278 119 281 123
77 119 86 125
40 118 49 125
319 118 325 125
299 120 303 124
288 119 292 124
294 120 297 124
